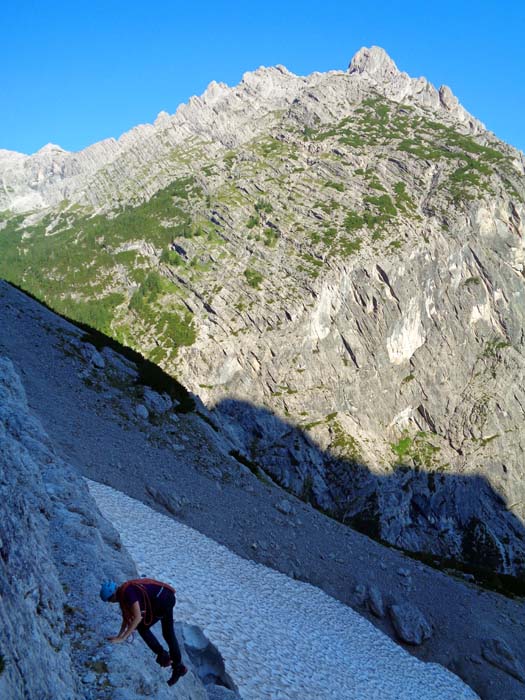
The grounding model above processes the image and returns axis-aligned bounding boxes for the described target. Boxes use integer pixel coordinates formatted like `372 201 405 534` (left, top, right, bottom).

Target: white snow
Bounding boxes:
88 480 479 700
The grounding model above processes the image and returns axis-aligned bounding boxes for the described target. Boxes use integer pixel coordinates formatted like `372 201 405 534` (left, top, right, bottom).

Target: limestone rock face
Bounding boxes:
348 46 401 81
348 45 482 129
0 358 79 700
0 356 229 700
0 46 482 214
1 46 524 578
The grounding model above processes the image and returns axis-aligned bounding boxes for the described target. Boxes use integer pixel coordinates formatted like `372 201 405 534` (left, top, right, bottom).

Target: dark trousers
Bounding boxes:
136 590 182 666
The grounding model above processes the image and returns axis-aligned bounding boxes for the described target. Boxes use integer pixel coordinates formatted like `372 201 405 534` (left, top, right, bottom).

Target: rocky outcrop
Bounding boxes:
1 46 524 578
0 358 79 700
348 46 482 129
389 603 433 645
481 639 525 683
0 356 236 700
0 46 484 214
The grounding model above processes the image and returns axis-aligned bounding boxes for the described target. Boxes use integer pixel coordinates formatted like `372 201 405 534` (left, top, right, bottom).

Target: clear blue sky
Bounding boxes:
1 1 523 155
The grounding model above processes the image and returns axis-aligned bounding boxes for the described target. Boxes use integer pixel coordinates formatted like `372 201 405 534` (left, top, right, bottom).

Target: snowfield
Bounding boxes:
88 480 479 700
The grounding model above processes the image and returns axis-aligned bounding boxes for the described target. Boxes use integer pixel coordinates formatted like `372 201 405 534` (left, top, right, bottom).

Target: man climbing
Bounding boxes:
100 577 187 686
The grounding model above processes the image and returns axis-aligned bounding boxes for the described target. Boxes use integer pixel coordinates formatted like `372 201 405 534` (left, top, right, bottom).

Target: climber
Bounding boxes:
100 577 187 686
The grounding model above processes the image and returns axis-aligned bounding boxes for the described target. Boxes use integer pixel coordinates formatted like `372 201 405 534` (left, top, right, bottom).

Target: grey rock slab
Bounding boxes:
389 603 432 645
482 638 525 682
136 404 149 420
275 499 294 515
367 585 386 618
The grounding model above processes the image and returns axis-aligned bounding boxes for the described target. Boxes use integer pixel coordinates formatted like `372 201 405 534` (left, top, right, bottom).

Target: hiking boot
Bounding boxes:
156 651 172 667
167 663 187 686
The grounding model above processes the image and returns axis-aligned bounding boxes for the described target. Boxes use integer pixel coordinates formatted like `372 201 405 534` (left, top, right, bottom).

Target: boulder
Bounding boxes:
146 486 189 516
482 638 525 682
136 404 149 420
77 342 106 369
367 585 385 618
389 603 432 645
142 386 173 415
179 623 238 692
354 584 367 605
275 499 294 515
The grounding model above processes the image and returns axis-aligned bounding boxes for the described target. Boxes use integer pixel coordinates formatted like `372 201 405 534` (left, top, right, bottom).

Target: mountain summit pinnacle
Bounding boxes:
348 46 401 81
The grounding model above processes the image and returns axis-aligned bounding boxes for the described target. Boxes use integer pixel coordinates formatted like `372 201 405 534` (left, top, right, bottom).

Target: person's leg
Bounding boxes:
137 620 165 657
160 609 182 666
158 591 186 685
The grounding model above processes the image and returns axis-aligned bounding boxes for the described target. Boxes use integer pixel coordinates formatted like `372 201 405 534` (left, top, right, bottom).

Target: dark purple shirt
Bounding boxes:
120 581 174 621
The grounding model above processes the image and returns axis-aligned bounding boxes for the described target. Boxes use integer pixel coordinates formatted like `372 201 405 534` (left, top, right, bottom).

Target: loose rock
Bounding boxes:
482 638 525 682
389 603 432 645
367 585 385 618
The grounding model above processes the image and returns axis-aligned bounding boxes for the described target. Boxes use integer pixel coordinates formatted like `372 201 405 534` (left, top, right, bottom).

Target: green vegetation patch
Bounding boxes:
129 271 164 312
263 227 280 247
324 180 345 192
160 248 185 266
344 211 365 232
255 199 273 214
391 430 442 470
364 194 397 218
246 215 259 229
244 268 263 289
394 182 416 213
0 175 205 360
328 418 362 462
482 336 511 358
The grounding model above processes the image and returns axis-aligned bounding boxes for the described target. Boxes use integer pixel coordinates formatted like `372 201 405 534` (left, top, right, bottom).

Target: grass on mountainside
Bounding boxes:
6 281 196 411
244 268 264 289
0 177 206 361
298 93 516 207
390 431 442 471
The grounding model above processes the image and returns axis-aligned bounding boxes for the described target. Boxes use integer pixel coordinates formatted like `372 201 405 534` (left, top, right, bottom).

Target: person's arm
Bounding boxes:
107 616 127 642
108 602 142 643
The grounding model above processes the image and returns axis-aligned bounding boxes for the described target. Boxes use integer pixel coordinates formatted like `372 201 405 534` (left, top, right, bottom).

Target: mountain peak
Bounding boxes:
348 46 400 80
36 143 67 156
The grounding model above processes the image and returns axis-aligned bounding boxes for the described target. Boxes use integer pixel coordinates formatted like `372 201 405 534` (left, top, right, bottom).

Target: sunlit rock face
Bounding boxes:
1 46 524 575
0 46 483 215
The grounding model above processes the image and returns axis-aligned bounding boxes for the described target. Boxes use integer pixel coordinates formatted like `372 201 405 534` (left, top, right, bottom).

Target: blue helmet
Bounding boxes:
100 580 118 601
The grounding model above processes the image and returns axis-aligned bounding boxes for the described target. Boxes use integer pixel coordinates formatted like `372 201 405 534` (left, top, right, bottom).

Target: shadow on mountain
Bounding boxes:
3 280 524 597
214 398 525 597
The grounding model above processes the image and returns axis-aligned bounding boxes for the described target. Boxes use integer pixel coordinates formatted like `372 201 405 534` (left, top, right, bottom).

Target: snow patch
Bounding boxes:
88 480 478 700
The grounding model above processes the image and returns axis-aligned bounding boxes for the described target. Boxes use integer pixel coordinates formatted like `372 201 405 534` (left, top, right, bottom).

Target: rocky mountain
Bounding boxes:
1 46 525 578
2 279 525 699
0 350 239 700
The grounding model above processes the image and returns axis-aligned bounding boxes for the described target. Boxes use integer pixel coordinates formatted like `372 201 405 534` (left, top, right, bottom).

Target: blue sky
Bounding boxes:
1 1 523 154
